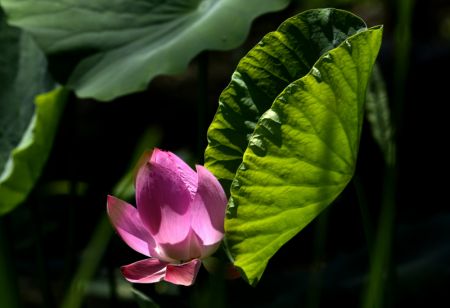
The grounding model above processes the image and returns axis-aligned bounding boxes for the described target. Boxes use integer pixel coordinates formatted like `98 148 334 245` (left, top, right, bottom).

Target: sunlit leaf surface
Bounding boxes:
205 9 367 192
1 0 289 101
205 9 382 284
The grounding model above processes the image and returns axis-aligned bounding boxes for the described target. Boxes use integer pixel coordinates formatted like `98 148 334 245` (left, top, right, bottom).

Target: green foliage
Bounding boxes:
0 0 289 101
0 87 67 215
205 9 382 284
0 11 51 175
0 12 67 215
205 9 367 193
132 289 160 308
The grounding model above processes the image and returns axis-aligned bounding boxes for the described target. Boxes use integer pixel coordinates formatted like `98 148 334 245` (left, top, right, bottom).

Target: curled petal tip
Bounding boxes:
165 259 202 286
121 258 168 283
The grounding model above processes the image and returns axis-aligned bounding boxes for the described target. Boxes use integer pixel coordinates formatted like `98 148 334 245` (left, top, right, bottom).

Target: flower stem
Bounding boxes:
362 1 414 306
306 209 329 308
61 214 112 308
197 52 209 163
362 165 397 308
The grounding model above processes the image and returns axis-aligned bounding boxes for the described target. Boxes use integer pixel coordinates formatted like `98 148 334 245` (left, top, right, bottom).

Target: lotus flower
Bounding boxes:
107 149 227 286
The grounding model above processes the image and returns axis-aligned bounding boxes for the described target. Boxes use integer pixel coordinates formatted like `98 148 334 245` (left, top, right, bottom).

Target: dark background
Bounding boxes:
2 0 450 307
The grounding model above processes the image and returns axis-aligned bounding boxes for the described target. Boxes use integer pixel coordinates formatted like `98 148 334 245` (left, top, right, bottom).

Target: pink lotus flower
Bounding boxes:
107 149 227 286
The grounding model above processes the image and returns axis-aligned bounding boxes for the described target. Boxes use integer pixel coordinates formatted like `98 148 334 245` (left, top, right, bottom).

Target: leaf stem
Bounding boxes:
362 1 414 306
197 52 209 163
306 209 329 308
61 214 112 308
362 165 397 308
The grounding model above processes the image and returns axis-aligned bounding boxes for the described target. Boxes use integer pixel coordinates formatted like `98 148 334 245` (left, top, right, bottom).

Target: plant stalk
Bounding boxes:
197 52 209 163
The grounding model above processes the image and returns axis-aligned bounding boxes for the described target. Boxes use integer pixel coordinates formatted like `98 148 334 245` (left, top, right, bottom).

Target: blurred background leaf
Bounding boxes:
0 0 449 306
365 64 394 165
0 11 67 215
1 0 290 101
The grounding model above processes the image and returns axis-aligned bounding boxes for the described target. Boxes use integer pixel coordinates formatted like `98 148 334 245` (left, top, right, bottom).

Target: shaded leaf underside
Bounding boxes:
0 11 51 173
1 0 290 101
1 11 66 215
0 88 67 215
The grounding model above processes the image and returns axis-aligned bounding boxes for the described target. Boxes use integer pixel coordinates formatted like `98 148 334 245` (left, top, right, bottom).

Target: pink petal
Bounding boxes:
136 162 192 246
150 149 197 199
165 259 202 286
158 229 203 261
121 258 168 283
190 166 227 248
107 195 156 257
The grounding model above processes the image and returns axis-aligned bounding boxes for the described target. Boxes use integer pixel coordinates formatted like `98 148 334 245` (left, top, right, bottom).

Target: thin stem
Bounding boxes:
61 214 112 308
393 0 414 134
362 0 414 306
197 52 209 163
306 209 329 308
362 166 396 308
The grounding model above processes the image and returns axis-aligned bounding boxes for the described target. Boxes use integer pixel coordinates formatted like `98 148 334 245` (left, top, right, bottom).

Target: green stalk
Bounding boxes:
306 209 329 308
393 0 414 133
362 1 414 307
362 165 396 308
197 52 209 163
0 217 20 308
61 215 112 308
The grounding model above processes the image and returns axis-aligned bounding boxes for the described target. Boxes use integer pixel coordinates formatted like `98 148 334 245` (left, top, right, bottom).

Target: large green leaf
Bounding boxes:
0 0 289 101
205 9 368 192
0 87 67 215
0 12 67 214
0 11 51 176
0 13 63 214
205 9 382 285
